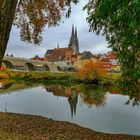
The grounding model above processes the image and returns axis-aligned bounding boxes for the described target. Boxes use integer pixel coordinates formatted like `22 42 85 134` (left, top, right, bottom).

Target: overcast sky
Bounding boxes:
6 1 110 58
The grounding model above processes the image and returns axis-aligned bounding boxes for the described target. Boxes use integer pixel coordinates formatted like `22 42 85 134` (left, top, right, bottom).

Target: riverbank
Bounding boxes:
0 70 120 85
0 112 139 140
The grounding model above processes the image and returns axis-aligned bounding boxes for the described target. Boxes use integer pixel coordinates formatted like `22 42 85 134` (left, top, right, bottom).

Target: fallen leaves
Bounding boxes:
0 112 139 140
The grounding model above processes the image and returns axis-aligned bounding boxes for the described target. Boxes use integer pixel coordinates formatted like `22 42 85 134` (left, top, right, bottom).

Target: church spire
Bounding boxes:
69 25 75 48
74 27 79 54
68 25 79 55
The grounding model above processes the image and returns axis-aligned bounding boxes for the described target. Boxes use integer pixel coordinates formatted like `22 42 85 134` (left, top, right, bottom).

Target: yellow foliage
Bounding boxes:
14 0 66 45
77 60 107 81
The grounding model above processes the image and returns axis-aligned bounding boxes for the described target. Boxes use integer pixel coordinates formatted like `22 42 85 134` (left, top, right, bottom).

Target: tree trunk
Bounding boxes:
0 0 18 68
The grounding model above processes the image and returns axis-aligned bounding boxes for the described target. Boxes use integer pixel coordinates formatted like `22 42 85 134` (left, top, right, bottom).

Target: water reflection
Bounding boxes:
78 85 106 108
0 80 140 109
45 85 78 117
120 81 140 106
0 80 13 90
68 91 78 118
124 93 140 106
0 81 140 135
45 84 106 117
0 80 40 94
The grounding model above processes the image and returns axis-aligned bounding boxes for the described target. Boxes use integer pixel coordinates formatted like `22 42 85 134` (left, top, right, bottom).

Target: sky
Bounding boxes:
6 1 110 59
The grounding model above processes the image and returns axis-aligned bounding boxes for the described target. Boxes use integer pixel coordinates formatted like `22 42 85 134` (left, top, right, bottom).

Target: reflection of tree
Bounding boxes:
108 85 121 94
121 81 140 106
124 89 140 106
107 82 140 106
45 84 108 116
0 81 13 90
78 85 106 108
68 91 78 118
125 97 140 106
0 81 37 94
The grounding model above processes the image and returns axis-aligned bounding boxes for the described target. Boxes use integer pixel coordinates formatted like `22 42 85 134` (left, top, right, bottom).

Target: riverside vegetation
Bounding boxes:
0 68 120 86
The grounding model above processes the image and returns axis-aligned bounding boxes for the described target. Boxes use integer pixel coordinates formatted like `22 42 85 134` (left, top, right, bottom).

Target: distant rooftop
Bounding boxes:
80 51 93 60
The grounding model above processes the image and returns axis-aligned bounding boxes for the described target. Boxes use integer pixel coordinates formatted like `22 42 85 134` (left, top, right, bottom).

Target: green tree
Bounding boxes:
0 0 78 67
84 0 140 89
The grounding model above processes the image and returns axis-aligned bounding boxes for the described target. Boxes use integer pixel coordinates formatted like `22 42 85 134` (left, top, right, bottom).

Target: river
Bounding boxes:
0 81 140 136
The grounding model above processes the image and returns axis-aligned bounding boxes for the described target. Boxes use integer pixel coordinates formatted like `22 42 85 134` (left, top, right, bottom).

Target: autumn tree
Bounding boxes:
84 0 140 89
77 60 107 83
0 0 78 67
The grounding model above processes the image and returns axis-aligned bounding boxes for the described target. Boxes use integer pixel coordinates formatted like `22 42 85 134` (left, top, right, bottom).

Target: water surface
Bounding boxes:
0 82 140 136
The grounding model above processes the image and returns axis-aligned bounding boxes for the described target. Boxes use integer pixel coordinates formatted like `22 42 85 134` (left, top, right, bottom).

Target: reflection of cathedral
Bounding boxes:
68 91 78 118
45 85 78 118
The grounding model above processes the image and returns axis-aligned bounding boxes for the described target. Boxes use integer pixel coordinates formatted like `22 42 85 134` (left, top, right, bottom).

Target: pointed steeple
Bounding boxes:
72 24 74 36
69 25 75 48
68 25 79 55
74 27 79 54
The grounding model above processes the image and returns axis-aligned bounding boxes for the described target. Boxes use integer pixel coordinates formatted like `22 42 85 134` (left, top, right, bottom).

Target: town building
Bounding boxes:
32 25 121 72
99 51 120 72
43 26 79 71
75 51 99 69
31 55 44 61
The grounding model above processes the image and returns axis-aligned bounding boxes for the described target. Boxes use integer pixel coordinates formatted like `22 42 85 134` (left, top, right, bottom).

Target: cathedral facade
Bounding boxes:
44 25 79 62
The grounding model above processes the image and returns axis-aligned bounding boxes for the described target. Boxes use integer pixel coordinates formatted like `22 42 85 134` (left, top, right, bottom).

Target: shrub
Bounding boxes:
77 60 107 83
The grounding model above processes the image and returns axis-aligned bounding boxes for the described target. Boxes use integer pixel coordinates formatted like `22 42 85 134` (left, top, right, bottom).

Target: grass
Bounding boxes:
0 69 121 85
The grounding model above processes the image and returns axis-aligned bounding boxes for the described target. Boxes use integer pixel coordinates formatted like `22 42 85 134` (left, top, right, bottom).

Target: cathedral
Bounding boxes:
44 25 79 62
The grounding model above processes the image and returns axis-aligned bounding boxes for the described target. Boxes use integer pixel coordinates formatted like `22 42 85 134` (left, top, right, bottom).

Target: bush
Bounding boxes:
77 60 107 83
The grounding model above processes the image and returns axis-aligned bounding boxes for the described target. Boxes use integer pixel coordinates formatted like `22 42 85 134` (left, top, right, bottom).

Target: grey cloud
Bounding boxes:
6 1 110 58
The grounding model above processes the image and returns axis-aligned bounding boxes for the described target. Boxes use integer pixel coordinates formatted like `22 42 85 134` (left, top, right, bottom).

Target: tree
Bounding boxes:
0 0 78 68
84 0 140 90
0 0 18 68
77 60 107 83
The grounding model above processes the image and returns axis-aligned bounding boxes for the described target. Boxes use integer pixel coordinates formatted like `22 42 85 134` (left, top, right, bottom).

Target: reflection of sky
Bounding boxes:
6 1 110 58
0 86 140 136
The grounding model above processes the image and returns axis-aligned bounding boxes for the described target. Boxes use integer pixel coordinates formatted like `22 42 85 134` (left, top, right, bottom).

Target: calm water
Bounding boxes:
0 82 140 136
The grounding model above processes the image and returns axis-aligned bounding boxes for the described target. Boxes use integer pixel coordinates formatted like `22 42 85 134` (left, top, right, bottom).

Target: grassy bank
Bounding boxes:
0 70 120 85
0 70 78 86
0 112 139 140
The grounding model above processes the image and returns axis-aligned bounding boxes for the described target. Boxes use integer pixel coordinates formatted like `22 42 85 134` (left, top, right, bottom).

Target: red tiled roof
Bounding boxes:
45 47 74 62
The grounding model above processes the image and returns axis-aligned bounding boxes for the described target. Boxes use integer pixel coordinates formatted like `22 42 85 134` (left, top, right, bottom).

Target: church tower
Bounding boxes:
68 25 79 55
